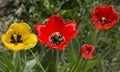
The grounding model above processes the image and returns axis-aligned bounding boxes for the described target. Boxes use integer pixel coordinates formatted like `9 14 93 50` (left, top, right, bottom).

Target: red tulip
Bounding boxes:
35 15 78 50
92 5 118 30
81 44 94 59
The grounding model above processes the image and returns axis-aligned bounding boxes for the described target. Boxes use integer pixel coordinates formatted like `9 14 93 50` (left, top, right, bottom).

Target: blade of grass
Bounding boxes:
29 49 46 72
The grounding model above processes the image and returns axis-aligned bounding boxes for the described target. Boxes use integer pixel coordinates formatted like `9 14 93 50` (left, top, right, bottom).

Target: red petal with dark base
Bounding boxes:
35 15 78 50
92 5 119 30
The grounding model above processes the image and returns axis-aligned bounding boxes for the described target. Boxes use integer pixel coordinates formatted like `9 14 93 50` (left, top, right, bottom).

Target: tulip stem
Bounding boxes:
71 57 82 72
12 51 21 72
29 49 46 72
81 59 88 72
56 50 59 72
90 28 99 45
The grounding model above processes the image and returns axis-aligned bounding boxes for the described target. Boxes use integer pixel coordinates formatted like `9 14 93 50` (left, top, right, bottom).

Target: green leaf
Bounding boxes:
0 52 14 72
23 59 36 72
66 37 80 63
42 49 58 72
63 37 80 72
90 28 99 45
99 46 113 59
59 63 70 72
2 55 14 72
0 60 8 72
83 59 99 72
29 49 46 72
70 57 83 72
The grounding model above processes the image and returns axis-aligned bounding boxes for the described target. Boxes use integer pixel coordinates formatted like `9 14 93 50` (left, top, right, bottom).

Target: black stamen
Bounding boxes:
10 34 23 44
17 34 23 43
10 35 16 43
50 33 64 45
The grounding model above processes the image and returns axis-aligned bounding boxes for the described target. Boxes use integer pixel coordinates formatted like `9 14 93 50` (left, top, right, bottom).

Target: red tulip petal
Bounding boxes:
111 12 119 21
47 15 65 34
105 5 114 14
63 22 78 42
89 55 94 59
35 24 45 33
93 6 105 18
35 24 49 44
106 6 114 20
49 43 67 50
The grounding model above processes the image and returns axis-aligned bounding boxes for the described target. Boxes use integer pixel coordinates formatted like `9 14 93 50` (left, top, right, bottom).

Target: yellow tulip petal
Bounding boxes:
3 29 14 43
23 33 38 50
2 34 24 51
8 22 31 42
14 44 26 51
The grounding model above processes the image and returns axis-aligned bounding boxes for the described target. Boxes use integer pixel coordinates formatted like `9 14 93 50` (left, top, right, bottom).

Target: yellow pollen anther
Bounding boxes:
101 17 106 21
13 34 17 40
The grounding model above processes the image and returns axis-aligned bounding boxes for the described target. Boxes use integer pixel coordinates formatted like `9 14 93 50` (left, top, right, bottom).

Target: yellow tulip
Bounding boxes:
2 22 38 51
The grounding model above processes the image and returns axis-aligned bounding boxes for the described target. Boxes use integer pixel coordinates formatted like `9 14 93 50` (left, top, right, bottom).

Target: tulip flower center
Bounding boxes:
50 32 64 45
10 33 23 44
86 47 91 53
99 17 109 25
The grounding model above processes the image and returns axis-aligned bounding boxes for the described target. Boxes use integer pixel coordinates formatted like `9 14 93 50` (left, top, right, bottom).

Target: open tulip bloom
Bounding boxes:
2 22 38 51
35 15 78 50
92 5 118 30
